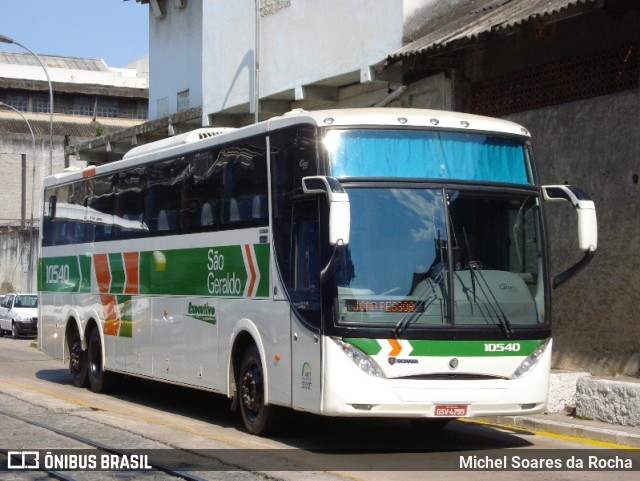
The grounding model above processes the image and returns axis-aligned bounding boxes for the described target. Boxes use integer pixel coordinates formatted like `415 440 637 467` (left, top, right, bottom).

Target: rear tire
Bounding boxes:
238 345 279 436
87 327 117 393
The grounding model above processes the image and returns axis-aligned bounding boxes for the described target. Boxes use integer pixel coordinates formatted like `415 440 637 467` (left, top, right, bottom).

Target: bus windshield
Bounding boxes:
325 129 531 184
334 188 545 330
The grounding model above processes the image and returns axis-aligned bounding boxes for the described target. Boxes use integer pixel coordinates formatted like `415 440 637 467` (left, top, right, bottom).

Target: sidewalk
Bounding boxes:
481 370 640 448
482 412 640 448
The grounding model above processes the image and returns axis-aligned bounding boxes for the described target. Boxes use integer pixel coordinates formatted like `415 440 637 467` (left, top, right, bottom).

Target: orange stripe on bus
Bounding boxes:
93 254 111 294
244 244 257 297
123 251 139 294
388 339 402 356
101 294 120 336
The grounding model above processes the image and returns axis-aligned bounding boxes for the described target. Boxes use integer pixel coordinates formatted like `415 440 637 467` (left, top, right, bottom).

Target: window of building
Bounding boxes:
177 89 189 112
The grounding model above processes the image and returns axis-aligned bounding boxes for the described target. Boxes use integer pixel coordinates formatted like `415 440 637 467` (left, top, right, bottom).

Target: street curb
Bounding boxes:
479 415 640 448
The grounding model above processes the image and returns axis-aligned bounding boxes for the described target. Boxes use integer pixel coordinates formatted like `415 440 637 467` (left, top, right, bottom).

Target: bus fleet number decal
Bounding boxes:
45 264 71 284
484 342 521 353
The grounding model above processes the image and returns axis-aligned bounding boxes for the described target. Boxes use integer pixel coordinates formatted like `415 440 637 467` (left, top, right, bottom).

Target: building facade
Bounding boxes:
0 51 148 293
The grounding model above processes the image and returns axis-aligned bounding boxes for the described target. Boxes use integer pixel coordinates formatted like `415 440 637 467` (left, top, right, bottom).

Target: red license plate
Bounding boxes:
434 405 467 417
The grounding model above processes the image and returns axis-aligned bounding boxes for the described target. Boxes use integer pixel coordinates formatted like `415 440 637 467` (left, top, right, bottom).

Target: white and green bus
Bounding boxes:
38 108 597 435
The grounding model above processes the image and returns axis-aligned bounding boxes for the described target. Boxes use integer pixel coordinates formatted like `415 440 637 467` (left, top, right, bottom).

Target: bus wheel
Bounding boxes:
87 328 117 393
68 333 88 388
238 345 278 436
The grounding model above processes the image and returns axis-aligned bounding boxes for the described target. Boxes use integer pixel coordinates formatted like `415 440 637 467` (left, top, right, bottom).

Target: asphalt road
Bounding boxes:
0 336 637 480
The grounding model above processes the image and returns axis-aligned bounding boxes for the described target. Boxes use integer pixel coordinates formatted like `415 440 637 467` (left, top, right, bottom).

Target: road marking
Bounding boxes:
463 418 637 449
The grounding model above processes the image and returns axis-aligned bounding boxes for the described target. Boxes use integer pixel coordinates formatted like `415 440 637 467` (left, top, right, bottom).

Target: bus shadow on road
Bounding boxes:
34 368 532 453
35 368 76 385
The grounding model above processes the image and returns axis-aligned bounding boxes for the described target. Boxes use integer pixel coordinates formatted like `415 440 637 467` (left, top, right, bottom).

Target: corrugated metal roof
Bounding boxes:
0 51 109 71
0 114 142 137
389 0 600 60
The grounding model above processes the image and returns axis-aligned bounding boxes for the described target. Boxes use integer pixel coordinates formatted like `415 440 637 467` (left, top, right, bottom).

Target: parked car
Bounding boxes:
0 293 38 339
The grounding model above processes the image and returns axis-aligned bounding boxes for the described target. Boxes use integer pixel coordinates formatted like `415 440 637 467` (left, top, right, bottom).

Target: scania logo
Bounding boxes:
388 357 418 365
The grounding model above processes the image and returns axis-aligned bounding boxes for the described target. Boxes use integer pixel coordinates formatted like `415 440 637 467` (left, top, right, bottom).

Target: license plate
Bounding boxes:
434 405 467 417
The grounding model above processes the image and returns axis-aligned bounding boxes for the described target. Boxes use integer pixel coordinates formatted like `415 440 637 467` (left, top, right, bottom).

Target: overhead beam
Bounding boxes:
294 85 339 102
259 99 291 115
150 0 166 18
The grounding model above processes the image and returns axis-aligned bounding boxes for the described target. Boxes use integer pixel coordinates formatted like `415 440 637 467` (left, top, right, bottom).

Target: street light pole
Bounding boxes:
0 34 54 175
0 101 37 293
254 0 260 124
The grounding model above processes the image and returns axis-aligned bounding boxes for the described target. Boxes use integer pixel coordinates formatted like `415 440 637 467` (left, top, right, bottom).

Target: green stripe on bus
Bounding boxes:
254 243 270 298
117 295 133 338
344 338 546 357
109 253 125 293
39 244 270 298
139 245 261 296
406 339 545 356
39 255 91 293
344 338 383 355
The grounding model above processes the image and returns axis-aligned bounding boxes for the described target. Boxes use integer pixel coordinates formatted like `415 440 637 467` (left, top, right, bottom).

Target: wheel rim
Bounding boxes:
70 339 82 374
240 363 263 422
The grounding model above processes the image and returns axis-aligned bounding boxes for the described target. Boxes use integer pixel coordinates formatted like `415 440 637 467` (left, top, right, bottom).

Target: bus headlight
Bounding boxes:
332 338 384 378
511 339 550 379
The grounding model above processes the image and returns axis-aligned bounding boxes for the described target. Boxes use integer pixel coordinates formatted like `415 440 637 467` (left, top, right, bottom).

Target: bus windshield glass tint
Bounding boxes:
325 129 531 184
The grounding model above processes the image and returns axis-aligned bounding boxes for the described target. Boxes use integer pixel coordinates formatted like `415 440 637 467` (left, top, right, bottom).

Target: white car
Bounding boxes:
0 293 38 339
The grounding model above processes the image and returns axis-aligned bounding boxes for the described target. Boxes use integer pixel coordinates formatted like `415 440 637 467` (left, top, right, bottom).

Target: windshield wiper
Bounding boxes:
393 278 441 337
460 226 513 338
466 263 514 339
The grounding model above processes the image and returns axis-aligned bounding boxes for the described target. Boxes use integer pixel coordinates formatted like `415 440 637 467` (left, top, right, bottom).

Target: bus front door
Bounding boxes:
290 199 322 412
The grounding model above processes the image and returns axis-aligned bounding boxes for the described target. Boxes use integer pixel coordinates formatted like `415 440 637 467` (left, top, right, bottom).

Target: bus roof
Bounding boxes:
277 108 530 138
45 108 530 188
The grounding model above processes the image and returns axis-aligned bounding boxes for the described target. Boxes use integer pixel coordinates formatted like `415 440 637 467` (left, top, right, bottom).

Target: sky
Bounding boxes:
0 0 149 68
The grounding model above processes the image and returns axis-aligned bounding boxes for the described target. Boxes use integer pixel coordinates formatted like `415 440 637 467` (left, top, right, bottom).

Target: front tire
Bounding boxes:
11 322 19 339
238 345 279 436
87 327 117 393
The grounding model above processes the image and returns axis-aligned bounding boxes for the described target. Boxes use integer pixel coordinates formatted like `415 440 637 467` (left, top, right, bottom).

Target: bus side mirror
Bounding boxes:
542 185 597 251
302 176 350 246
542 185 597 288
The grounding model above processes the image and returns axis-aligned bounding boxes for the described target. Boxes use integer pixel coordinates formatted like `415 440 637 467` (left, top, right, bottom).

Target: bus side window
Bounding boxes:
115 169 147 239
270 125 319 289
182 149 221 233
220 138 268 228
89 175 116 243
146 158 185 235
42 191 56 247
